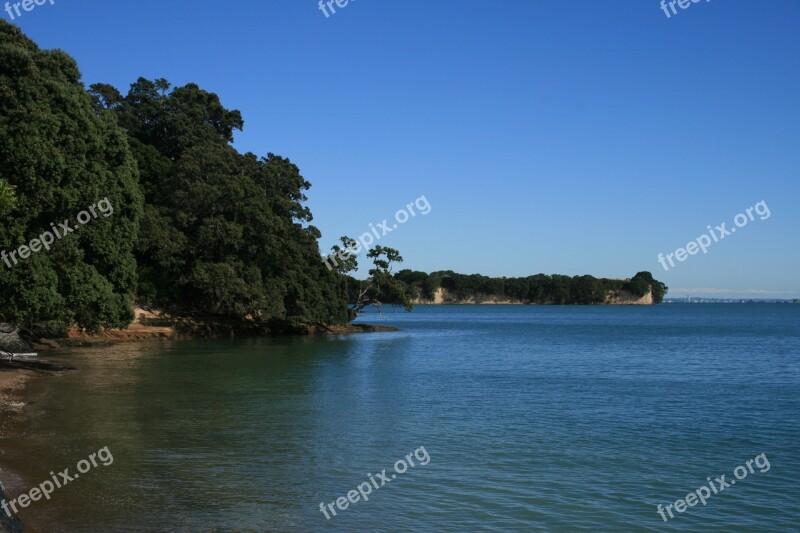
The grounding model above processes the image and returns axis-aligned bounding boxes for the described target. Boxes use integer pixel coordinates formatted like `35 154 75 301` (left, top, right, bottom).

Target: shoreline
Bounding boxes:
0 312 399 532
0 369 32 533
410 287 655 305
29 307 400 351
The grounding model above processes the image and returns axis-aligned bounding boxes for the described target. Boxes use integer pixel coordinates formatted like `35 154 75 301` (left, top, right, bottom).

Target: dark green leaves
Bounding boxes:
0 20 142 335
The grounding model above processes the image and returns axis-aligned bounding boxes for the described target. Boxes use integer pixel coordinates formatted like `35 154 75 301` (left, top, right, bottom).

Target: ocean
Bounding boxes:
3 304 799 531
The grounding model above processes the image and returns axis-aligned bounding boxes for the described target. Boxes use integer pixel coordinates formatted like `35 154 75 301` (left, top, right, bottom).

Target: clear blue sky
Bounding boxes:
9 0 799 298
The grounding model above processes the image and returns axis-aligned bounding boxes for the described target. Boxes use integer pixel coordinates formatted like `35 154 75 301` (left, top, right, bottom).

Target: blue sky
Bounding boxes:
9 0 799 298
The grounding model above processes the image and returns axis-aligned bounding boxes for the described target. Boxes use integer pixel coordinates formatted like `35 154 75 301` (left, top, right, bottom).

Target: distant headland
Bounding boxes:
349 270 668 306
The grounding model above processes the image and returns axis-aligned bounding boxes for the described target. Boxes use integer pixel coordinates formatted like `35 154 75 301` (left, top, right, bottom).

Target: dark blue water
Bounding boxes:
6 304 800 531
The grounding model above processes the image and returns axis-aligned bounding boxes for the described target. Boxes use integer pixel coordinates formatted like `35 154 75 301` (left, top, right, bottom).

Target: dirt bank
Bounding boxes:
28 308 398 351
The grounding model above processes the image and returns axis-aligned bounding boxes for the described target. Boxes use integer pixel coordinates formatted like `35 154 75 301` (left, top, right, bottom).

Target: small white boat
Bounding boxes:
0 349 37 359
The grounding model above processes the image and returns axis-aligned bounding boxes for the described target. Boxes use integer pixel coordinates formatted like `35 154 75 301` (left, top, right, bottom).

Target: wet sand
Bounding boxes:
0 368 33 438
0 368 32 533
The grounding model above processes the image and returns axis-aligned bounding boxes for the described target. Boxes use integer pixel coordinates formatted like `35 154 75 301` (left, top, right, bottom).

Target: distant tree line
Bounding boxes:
391 270 668 304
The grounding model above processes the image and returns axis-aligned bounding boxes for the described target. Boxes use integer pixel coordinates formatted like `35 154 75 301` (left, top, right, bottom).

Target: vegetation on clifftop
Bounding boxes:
392 270 668 304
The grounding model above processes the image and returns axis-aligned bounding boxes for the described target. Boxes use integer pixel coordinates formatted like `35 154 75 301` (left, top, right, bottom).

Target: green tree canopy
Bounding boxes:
96 77 349 326
0 21 142 334
0 178 15 216
333 240 412 315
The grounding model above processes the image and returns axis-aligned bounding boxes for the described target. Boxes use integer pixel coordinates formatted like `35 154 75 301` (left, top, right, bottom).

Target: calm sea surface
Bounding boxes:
4 304 800 532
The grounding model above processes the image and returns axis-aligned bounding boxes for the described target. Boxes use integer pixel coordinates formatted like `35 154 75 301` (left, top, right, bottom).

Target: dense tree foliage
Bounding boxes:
0 21 142 334
395 270 668 304
90 77 350 326
0 178 15 216
624 271 668 302
0 21 351 332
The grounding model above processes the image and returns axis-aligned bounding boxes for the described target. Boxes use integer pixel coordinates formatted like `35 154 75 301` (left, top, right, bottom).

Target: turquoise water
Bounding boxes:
5 304 800 531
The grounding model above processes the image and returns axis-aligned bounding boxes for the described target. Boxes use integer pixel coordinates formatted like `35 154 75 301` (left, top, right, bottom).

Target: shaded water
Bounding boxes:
3 304 799 531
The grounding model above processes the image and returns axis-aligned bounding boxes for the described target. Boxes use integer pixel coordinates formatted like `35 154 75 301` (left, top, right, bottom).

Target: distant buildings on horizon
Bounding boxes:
665 297 799 304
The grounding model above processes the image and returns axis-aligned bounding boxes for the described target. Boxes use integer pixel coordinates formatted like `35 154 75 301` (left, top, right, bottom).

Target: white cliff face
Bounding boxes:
411 287 518 305
604 289 654 305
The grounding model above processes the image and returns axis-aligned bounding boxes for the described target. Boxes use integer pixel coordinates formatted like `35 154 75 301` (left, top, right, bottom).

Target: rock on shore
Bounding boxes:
0 325 32 355
0 482 23 533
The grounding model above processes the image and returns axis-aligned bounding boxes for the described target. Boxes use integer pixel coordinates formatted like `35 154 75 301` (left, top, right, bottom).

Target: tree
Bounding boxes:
0 21 143 334
626 271 668 303
332 240 412 316
549 275 572 304
100 77 349 325
0 179 15 217
571 275 605 304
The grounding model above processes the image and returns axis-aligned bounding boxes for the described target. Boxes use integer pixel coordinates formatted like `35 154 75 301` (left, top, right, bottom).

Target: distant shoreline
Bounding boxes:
664 298 799 304
410 286 656 306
